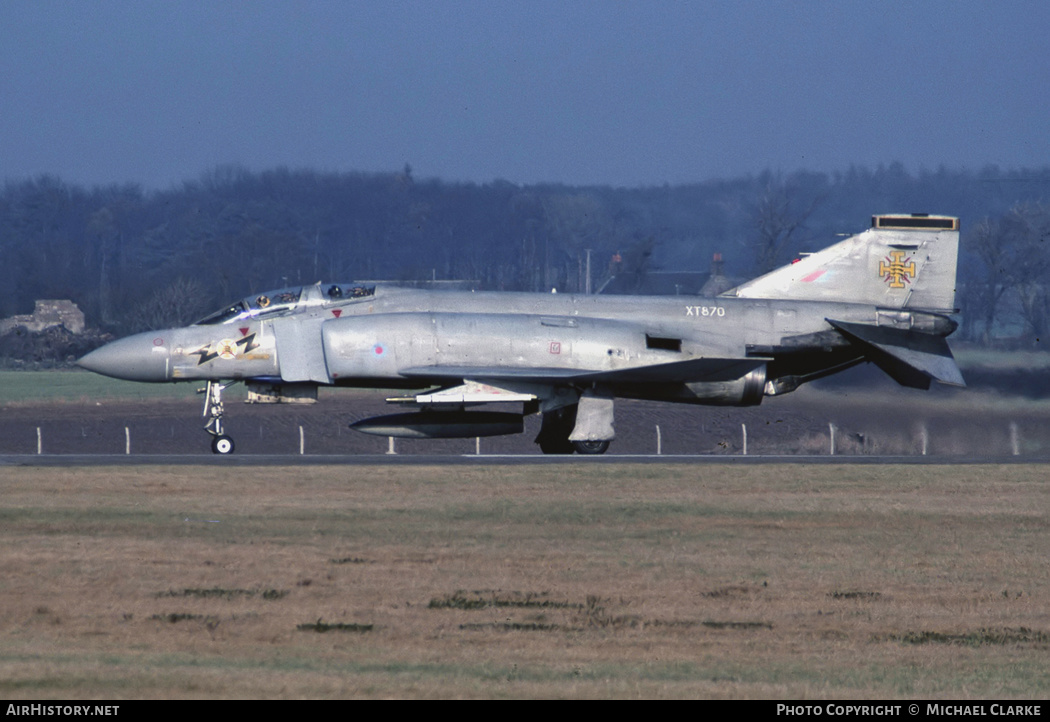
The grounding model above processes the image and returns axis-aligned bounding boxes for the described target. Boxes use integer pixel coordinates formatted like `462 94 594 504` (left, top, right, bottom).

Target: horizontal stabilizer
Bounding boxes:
399 357 767 385
828 320 965 389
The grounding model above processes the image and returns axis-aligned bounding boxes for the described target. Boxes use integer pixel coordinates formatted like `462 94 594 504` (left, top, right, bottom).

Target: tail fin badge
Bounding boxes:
879 251 917 288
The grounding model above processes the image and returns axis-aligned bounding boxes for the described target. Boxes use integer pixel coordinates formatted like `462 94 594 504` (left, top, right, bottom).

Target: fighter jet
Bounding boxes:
77 214 964 455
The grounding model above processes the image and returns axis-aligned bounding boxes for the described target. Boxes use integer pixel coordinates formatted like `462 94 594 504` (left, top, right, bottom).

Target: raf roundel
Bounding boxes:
217 339 238 360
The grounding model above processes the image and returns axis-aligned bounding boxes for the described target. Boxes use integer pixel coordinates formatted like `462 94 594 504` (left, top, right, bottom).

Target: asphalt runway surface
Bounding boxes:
5 373 1049 464
4 452 1047 467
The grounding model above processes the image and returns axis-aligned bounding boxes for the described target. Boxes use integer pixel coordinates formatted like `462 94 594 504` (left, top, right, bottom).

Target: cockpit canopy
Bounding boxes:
195 282 376 325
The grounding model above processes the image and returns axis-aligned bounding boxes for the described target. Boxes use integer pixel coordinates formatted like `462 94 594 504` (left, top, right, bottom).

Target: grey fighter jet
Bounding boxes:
78 214 964 455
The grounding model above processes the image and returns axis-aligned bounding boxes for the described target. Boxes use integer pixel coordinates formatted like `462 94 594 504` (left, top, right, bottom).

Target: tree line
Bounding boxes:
1 162 1049 346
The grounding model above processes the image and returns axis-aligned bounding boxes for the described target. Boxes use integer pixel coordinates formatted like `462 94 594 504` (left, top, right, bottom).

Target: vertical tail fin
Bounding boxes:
724 214 960 312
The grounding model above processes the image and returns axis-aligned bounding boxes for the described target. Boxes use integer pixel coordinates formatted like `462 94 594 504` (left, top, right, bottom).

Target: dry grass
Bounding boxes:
0 463 1048 699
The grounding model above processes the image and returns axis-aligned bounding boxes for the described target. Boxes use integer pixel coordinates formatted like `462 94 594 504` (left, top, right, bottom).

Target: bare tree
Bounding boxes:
1003 203 1050 345
540 192 618 292
750 174 823 274
968 203 1050 346
122 277 212 333
87 207 119 326
965 217 1014 344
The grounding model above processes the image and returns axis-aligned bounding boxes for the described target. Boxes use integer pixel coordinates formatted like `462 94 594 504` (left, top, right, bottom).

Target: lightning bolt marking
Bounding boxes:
236 333 259 353
191 345 219 366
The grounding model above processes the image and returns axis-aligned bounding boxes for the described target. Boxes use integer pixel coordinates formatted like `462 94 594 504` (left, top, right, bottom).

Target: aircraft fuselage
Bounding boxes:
79 288 949 393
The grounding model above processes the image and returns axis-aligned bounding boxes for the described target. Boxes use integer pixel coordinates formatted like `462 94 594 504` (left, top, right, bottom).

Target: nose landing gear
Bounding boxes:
200 381 236 454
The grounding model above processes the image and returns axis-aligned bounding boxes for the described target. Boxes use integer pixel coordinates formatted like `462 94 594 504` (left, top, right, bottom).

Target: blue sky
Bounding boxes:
2 0 1048 189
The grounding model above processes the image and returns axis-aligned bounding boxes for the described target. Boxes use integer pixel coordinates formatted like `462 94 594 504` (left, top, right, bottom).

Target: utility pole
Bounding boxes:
585 248 592 294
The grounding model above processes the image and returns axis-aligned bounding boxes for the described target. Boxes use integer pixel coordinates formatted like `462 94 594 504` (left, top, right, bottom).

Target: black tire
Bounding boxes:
211 435 235 455
573 440 610 455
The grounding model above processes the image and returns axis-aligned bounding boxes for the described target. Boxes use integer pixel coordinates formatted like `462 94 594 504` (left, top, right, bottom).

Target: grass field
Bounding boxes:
952 348 1050 371
0 370 396 406
0 370 206 404
0 463 1047 699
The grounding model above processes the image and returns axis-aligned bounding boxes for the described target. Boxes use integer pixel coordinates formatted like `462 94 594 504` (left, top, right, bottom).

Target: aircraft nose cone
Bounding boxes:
77 332 171 382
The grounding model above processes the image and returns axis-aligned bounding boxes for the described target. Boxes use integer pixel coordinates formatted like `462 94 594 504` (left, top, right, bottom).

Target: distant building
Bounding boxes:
0 300 86 335
699 252 735 296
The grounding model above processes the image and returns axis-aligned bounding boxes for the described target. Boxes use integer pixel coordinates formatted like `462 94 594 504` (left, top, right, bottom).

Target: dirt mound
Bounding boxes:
0 326 111 368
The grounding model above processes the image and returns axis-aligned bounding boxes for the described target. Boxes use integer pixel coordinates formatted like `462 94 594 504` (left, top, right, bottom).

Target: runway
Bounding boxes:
3 452 1047 467
5 389 1049 463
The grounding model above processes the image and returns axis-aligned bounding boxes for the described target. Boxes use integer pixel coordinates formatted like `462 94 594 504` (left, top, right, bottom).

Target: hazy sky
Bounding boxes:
2 0 1049 189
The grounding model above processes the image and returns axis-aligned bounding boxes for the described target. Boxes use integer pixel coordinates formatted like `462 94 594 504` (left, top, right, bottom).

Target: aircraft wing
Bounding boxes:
398 356 768 386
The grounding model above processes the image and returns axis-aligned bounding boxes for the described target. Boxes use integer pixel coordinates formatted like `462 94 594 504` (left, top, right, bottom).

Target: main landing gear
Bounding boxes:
535 406 611 455
200 381 236 454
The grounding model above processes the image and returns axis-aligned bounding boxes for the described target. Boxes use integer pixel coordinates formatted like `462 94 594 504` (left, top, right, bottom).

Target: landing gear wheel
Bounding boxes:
573 440 610 455
211 435 235 455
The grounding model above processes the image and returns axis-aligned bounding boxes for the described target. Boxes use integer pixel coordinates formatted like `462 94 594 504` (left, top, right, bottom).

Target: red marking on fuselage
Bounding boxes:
800 269 826 282
239 327 249 337
332 309 342 318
